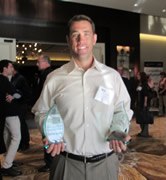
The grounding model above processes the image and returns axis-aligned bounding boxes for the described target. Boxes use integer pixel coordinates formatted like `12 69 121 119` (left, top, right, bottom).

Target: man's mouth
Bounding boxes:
77 45 86 50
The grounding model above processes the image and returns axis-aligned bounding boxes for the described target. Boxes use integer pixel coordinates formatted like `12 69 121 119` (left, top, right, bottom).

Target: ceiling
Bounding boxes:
61 0 166 18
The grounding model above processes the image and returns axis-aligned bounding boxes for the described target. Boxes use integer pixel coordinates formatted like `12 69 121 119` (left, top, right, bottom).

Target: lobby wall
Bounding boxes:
140 15 166 71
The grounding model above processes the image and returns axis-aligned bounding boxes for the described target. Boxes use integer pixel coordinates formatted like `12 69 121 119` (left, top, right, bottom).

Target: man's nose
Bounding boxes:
77 34 84 41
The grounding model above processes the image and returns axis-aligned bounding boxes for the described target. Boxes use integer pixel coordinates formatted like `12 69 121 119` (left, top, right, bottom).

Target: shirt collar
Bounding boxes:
92 58 103 72
66 57 103 74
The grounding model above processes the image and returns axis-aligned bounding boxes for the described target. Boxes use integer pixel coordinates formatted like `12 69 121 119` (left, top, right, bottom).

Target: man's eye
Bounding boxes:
71 33 79 38
84 32 92 36
84 32 90 36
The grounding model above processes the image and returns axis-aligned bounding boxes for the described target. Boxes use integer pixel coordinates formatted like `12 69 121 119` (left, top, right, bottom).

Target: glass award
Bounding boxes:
106 130 128 144
43 105 64 149
105 102 130 145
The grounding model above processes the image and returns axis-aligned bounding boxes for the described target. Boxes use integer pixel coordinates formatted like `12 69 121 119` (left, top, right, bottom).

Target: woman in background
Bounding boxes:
135 72 154 137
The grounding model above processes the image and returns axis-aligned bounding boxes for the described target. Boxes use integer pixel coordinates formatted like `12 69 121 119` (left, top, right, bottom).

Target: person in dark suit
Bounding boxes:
33 54 53 172
32 55 53 103
129 75 139 112
11 63 32 151
121 68 132 98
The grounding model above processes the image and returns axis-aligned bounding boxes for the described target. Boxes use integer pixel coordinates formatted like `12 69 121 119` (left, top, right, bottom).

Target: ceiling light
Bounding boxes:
134 3 138 7
162 9 166 13
38 49 42 53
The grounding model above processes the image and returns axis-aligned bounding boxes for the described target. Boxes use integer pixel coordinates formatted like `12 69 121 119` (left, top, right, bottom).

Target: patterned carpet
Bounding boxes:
0 128 49 180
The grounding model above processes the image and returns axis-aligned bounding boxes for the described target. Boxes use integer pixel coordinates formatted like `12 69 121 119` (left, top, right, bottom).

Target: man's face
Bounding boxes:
4 63 14 76
136 72 141 80
67 20 97 61
37 56 48 70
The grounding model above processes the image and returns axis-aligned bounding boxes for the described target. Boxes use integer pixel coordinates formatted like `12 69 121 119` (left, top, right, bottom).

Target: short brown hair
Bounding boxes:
67 14 96 35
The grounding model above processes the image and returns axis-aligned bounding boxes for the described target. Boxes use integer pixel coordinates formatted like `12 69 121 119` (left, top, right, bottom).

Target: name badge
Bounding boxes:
95 86 114 105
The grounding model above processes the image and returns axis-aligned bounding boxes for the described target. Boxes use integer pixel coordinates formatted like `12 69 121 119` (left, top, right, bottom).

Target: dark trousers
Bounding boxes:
44 149 53 167
18 106 30 150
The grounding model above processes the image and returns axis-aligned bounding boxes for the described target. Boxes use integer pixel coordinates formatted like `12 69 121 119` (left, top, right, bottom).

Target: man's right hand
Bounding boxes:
43 138 65 156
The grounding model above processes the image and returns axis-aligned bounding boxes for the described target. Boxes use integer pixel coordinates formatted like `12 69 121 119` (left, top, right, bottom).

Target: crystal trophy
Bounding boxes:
106 102 130 145
106 130 128 144
43 105 64 149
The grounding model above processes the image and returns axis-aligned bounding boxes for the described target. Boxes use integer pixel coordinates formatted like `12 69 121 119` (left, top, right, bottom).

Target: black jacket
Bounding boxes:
32 67 53 104
0 74 21 117
11 72 32 105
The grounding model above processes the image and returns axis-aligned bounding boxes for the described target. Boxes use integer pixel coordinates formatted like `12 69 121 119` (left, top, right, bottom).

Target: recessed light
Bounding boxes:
134 3 138 7
162 9 166 13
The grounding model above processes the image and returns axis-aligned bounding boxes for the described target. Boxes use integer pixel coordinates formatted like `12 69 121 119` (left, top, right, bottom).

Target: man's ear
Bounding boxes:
93 34 97 45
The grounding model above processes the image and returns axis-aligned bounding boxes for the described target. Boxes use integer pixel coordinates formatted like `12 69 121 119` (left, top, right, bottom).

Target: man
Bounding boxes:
0 60 22 176
32 54 52 103
32 15 133 180
11 63 32 151
120 68 132 99
33 54 53 172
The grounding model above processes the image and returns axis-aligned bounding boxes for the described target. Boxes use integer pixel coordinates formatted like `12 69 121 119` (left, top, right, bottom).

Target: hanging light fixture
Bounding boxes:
16 42 43 63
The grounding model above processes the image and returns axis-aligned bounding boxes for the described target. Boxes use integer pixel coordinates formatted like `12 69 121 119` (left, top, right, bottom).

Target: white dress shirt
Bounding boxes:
32 58 133 156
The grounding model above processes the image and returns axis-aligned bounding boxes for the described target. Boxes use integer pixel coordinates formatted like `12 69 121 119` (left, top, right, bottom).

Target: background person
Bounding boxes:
32 15 133 180
135 72 154 137
11 63 32 151
0 60 22 177
32 54 53 104
119 67 132 99
129 72 139 113
33 54 54 172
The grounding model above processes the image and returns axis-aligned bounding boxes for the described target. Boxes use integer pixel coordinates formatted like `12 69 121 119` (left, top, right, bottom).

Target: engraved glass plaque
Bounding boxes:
43 105 64 148
106 130 127 143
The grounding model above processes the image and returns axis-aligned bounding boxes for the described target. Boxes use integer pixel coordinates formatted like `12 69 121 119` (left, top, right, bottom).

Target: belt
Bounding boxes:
61 151 114 163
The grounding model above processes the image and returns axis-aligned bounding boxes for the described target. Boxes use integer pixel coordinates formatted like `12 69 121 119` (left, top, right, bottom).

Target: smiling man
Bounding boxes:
32 15 133 180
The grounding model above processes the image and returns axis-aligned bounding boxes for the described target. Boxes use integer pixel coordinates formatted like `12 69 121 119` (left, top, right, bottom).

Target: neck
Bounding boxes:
74 56 94 71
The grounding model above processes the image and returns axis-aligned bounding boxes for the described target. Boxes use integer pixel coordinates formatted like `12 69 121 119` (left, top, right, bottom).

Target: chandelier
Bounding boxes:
16 42 42 64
